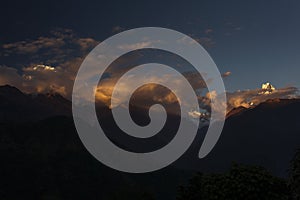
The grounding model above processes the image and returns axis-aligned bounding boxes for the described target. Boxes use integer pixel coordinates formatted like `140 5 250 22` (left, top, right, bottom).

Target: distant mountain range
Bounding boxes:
0 84 300 199
2 84 299 122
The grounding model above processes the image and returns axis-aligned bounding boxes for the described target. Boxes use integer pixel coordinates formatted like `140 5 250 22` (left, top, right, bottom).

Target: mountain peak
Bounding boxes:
226 98 300 119
0 84 23 94
226 106 248 118
0 85 71 122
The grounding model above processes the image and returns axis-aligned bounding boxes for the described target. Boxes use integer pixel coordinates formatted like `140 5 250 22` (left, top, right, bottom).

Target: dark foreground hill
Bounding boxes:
177 98 300 177
0 116 193 200
0 85 300 199
0 85 71 122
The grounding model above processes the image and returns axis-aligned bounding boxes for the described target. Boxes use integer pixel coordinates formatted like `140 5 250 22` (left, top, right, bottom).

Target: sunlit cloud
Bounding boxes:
117 41 160 50
1 29 299 121
0 29 101 97
226 82 298 111
0 66 23 87
1 28 99 65
222 71 231 78
2 36 65 54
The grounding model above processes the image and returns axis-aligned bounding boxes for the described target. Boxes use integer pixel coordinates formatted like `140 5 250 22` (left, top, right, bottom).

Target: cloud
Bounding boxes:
0 28 217 102
195 83 299 117
222 71 231 78
20 60 87 97
0 66 23 87
117 41 161 50
0 30 173 100
205 29 213 35
0 29 101 97
226 85 299 111
76 38 99 51
95 71 201 107
177 35 215 48
0 65 72 96
1 62 298 119
2 37 65 54
112 26 125 33
182 71 208 89
1 29 298 119
1 29 99 65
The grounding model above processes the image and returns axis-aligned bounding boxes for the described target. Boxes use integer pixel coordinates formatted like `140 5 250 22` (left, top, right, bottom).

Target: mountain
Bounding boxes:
226 98 300 118
226 105 248 118
1 85 300 199
0 85 71 122
177 98 300 177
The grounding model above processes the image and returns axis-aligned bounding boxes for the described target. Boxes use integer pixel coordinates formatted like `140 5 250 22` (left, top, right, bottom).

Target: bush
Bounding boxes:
177 164 289 200
290 149 300 200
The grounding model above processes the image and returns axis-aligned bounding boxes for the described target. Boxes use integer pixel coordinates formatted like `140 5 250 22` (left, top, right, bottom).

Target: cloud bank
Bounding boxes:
0 29 298 117
0 29 99 97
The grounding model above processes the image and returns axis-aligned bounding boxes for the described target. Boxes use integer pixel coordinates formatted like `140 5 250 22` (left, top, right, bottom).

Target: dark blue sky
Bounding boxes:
1 0 300 92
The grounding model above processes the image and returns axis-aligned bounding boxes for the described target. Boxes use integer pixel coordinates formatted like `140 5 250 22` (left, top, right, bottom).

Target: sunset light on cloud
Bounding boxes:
0 28 299 117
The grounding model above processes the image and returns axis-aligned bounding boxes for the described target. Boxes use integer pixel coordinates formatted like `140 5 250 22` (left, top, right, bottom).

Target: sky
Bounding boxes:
0 0 299 109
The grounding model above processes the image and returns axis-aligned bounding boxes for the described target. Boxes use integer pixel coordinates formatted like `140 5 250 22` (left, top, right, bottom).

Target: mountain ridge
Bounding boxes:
1 84 299 122
0 84 71 122
1 85 300 199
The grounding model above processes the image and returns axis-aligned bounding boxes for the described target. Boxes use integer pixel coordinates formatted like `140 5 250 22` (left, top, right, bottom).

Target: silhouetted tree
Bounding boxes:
290 149 300 200
177 164 289 200
106 184 155 200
